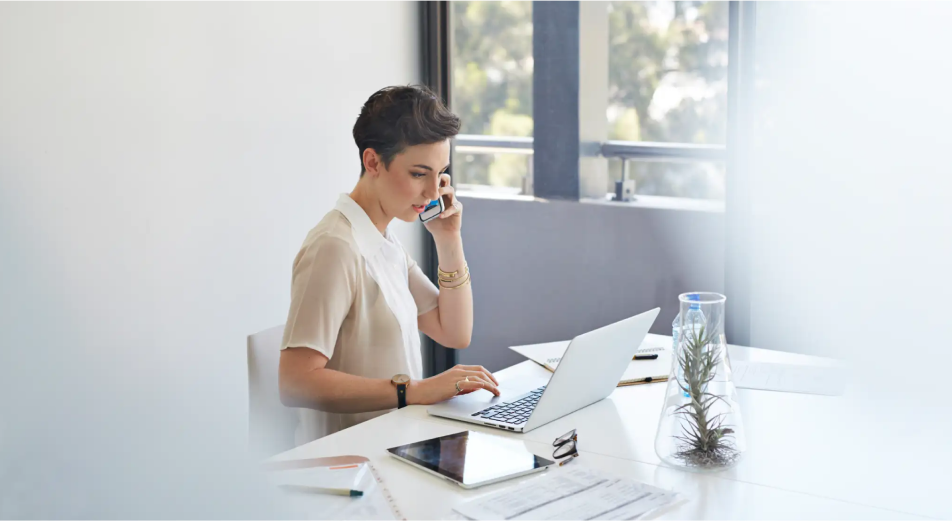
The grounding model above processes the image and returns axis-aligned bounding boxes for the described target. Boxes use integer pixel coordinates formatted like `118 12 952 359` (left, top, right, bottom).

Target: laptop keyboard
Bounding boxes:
470 385 546 425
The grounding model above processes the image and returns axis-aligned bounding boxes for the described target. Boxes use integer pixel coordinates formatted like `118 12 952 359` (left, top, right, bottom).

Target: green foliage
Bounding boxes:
608 1 729 144
452 1 533 136
451 1 728 197
612 108 642 142
673 311 739 468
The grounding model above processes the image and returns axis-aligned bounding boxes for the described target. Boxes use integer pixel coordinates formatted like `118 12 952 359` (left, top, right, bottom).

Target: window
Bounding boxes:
607 1 729 200
451 1 534 193
449 1 730 201
608 2 728 145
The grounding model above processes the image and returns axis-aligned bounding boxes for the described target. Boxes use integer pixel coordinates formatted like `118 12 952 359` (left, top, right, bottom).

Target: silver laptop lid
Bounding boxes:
523 308 660 431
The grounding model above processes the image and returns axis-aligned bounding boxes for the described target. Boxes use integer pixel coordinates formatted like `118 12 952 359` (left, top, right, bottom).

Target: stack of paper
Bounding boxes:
451 466 682 520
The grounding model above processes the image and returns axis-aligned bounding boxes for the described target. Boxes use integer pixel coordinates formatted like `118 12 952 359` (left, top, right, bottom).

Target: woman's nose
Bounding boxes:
424 181 440 201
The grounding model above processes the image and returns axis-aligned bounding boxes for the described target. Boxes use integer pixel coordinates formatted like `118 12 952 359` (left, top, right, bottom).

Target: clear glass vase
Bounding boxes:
654 292 746 471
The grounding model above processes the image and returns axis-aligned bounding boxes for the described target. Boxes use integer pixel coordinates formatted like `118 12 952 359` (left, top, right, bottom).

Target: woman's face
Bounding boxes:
375 140 451 223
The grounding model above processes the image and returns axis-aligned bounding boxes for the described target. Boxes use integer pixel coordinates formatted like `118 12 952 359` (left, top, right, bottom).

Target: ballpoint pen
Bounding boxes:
279 484 363 497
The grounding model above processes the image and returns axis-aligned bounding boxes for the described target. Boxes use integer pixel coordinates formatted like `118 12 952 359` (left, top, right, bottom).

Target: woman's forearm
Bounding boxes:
282 366 465 413
282 367 398 414
434 234 474 347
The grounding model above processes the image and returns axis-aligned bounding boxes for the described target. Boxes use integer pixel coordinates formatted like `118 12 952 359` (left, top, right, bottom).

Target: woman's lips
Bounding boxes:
412 204 426 213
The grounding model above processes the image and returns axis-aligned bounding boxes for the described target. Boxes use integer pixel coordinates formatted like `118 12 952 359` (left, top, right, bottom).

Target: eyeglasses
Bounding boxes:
553 428 578 466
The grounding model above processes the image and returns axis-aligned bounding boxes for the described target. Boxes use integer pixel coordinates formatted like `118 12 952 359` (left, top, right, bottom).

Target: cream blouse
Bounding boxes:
281 194 439 444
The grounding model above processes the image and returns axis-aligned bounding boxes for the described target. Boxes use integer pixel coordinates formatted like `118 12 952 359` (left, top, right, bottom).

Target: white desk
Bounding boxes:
269 335 947 519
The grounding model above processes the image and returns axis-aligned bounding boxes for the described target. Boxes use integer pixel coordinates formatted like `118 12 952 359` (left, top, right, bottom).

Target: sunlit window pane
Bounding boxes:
608 1 729 145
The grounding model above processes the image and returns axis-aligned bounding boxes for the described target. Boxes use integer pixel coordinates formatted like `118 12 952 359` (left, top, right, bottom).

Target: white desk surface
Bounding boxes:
269 334 947 520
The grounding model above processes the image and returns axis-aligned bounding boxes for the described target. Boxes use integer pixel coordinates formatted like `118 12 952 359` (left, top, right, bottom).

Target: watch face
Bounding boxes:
392 374 410 385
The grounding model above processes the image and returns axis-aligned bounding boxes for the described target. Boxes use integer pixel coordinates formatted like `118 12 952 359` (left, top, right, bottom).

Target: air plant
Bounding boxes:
672 311 739 468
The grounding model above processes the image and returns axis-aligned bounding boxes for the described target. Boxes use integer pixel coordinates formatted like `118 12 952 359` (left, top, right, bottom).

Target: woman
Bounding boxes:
278 85 499 443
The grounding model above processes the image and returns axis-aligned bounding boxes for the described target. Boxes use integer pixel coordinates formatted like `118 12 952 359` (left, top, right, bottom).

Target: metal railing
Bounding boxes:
454 135 725 159
600 140 725 162
453 134 726 199
453 135 534 153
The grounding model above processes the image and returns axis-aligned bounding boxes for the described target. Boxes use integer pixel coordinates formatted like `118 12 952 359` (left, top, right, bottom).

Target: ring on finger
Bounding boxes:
455 380 463 394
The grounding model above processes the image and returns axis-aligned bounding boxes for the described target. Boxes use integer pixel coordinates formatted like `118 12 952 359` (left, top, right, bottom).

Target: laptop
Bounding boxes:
427 307 660 433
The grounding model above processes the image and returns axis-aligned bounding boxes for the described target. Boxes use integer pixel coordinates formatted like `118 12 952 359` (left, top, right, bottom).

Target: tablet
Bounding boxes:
387 430 555 489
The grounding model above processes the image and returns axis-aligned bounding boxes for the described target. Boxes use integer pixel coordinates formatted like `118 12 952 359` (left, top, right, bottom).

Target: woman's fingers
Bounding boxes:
461 372 499 394
457 375 500 396
460 371 498 391
457 364 499 386
438 182 455 197
439 188 461 219
442 367 500 398
437 177 461 219
440 199 461 219
439 173 452 189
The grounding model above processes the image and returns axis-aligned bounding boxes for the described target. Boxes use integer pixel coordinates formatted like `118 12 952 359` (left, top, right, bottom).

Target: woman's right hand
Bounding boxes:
407 364 500 406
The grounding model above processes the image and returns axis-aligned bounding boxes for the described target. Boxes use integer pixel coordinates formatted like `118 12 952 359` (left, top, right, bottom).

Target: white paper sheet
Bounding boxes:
267 463 399 520
508 340 672 385
732 361 846 396
270 462 370 491
452 467 682 521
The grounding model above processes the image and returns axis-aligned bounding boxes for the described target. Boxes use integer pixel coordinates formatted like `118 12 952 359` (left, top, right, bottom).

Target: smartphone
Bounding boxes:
418 197 444 223
419 177 451 223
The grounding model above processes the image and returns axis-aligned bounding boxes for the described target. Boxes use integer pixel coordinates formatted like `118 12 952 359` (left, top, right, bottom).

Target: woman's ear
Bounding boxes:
362 148 382 178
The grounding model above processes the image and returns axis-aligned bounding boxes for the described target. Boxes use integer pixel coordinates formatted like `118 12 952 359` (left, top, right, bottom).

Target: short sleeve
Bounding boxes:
406 251 440 316
281 236 359 360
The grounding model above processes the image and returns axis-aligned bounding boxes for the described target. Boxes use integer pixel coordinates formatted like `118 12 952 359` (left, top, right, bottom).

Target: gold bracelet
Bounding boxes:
439 270 467 287
439 271 471 289
439 266 468 284
438 264 468 280
441 276 471 290
439 267 469 285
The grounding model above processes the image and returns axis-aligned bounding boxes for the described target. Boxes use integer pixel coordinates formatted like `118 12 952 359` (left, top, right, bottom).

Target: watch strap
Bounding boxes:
396 383 407 409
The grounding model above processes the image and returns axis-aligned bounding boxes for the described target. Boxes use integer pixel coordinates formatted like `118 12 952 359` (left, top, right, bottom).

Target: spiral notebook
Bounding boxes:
509 337 671 386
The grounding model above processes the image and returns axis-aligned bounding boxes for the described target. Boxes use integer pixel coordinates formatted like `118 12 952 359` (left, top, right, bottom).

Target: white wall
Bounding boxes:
745 1 952 381
734 2 952 503
0 2 421 516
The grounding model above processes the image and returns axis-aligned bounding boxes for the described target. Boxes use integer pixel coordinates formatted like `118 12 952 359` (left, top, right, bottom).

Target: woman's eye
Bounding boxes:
412 172 427 178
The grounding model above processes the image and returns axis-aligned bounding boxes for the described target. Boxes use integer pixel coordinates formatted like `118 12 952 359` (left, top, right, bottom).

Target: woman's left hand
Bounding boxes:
423 173 462 241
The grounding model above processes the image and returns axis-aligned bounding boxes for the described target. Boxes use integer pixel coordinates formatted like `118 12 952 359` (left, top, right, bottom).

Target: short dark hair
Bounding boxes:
353 85 460 175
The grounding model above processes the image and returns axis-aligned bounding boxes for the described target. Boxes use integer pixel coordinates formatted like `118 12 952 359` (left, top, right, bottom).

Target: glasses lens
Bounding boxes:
553 439 576 459
553 429 577 447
